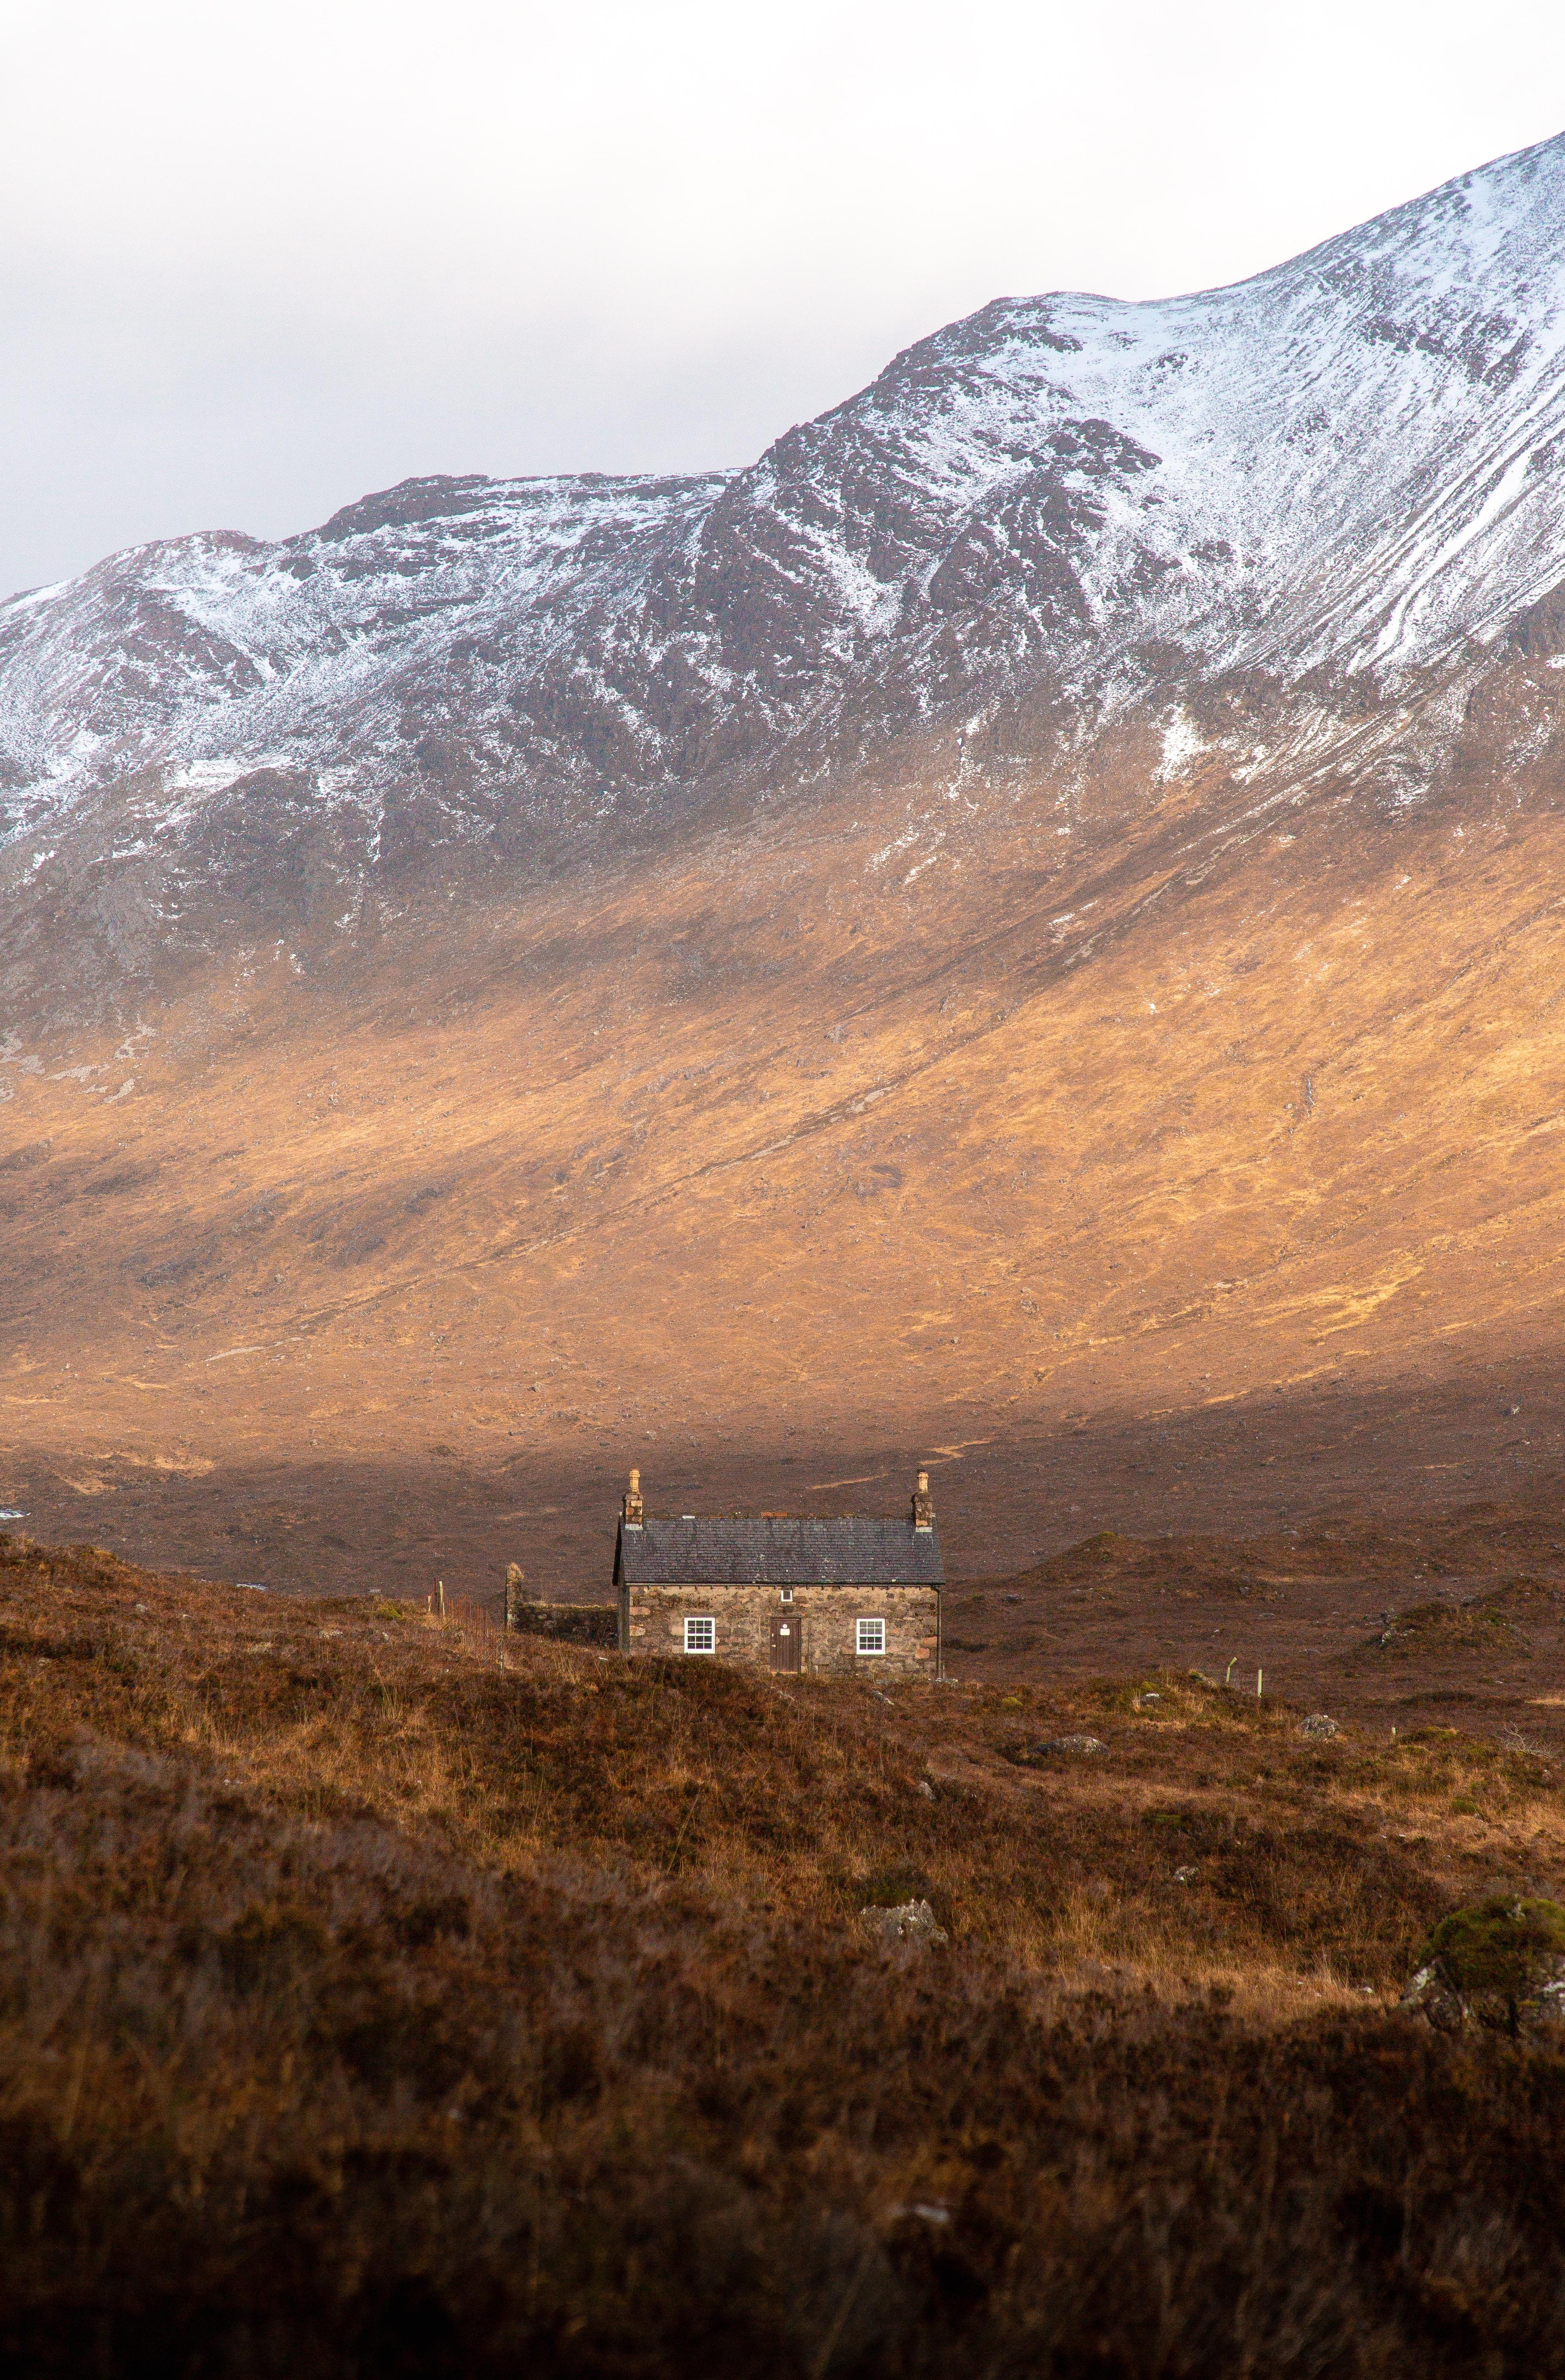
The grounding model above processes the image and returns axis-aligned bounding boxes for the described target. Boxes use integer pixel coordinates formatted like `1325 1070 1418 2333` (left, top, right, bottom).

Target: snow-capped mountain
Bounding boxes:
5 130 1565 887
12 133 1565 1537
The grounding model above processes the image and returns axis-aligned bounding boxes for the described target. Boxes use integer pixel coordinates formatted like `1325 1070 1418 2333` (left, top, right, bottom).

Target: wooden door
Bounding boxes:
770 1611 801 1672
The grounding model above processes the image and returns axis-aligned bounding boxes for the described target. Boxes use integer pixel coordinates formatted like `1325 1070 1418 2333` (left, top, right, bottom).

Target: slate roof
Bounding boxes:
614 1514 944 1588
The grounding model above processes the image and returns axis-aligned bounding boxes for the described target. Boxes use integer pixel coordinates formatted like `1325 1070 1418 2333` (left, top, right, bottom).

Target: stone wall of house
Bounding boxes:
620 1580 940 1678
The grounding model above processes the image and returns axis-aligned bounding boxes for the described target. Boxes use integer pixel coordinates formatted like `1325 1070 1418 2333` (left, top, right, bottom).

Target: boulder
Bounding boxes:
1399 1962 1469 2032
1298 1714 1340 1740
1001 1732 1108 1768
1400 1896 1565 2035
859 1898 949 1947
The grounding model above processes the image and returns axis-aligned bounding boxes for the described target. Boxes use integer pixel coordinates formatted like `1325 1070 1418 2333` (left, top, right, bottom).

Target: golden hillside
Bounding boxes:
5 658 1565 1592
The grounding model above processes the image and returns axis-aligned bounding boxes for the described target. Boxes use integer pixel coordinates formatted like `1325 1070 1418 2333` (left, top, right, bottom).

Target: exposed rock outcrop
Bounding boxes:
859 1898 949 1947
1401 1896 1565 2035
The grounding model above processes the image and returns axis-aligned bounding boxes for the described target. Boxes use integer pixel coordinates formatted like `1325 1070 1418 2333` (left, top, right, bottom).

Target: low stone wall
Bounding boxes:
622 1580 939 1678
504 1593 618 1648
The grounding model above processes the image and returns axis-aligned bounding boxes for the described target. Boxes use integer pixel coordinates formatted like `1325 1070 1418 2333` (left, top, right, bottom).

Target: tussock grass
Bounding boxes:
1359 1572 1560 1661
3 1533 1565 2375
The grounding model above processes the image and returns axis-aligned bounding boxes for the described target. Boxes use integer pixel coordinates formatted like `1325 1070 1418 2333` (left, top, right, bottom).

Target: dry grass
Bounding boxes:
3 1531 1565 2376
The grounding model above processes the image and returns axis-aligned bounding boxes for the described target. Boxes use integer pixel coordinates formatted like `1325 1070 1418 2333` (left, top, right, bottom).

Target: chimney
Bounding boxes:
623 1466 644 1528
912 1469 933 1531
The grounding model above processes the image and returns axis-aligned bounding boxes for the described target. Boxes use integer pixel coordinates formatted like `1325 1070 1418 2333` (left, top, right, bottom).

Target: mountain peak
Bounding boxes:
5 131 1565 937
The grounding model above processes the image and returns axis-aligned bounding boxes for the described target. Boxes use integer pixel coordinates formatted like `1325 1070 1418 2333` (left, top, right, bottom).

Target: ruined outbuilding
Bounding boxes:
613 1469 943 1677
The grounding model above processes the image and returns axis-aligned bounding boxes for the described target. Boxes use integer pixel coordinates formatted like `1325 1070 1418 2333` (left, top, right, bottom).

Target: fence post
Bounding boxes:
505 1563 525 1632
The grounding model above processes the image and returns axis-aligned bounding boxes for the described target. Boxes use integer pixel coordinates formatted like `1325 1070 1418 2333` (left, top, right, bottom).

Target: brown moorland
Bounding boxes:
4 1529 1565 2376
7 661 1565 1598
949 1493 1565 1755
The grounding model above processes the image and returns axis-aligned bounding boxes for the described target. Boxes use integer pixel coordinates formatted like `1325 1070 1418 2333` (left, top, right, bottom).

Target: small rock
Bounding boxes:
1174 1864 1198 1885
859 1898 949 1947
917 1779 936 1800
1298 1713 1340 1740
1002 1733 1108 1766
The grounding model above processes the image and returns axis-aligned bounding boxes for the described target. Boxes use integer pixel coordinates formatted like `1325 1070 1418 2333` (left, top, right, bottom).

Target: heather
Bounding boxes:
3 1533 1564 2377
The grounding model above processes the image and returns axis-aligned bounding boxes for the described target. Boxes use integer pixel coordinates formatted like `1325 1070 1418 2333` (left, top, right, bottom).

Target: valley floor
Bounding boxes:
2 1530 1563 2375
8 1356 1565 1758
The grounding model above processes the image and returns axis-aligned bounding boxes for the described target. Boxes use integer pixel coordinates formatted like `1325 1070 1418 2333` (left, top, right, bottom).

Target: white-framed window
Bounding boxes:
779 1586 793 1603
856 1618 886 1657
684 1616 716 1654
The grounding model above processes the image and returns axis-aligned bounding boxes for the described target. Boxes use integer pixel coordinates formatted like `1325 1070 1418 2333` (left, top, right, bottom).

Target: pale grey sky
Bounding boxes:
3 0 1564 596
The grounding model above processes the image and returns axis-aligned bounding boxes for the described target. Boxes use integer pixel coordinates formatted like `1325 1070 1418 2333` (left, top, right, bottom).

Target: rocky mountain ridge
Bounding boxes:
5 127 1565 954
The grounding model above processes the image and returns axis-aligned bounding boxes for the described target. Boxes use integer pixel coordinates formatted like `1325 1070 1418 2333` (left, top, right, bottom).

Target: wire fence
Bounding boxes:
413 1579 616 1662
421 1581 509 1662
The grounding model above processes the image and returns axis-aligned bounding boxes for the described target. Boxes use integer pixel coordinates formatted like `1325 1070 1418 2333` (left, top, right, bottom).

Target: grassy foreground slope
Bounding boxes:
3 1533 1565 2376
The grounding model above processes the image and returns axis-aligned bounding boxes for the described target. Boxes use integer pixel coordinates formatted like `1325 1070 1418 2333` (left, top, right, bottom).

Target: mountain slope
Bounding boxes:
5 131 1565 923
6 136 1565 1592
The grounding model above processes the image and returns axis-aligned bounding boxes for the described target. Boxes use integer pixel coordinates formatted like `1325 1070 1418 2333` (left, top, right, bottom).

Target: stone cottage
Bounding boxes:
613 1469 944 1677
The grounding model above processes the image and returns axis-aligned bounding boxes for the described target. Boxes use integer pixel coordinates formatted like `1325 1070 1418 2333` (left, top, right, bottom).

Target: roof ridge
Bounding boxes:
615 1509 943 1589
643 1510 913 1522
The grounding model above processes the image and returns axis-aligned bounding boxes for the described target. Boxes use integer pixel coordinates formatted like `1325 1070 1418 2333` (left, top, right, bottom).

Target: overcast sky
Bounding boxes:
3 0 1564 597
